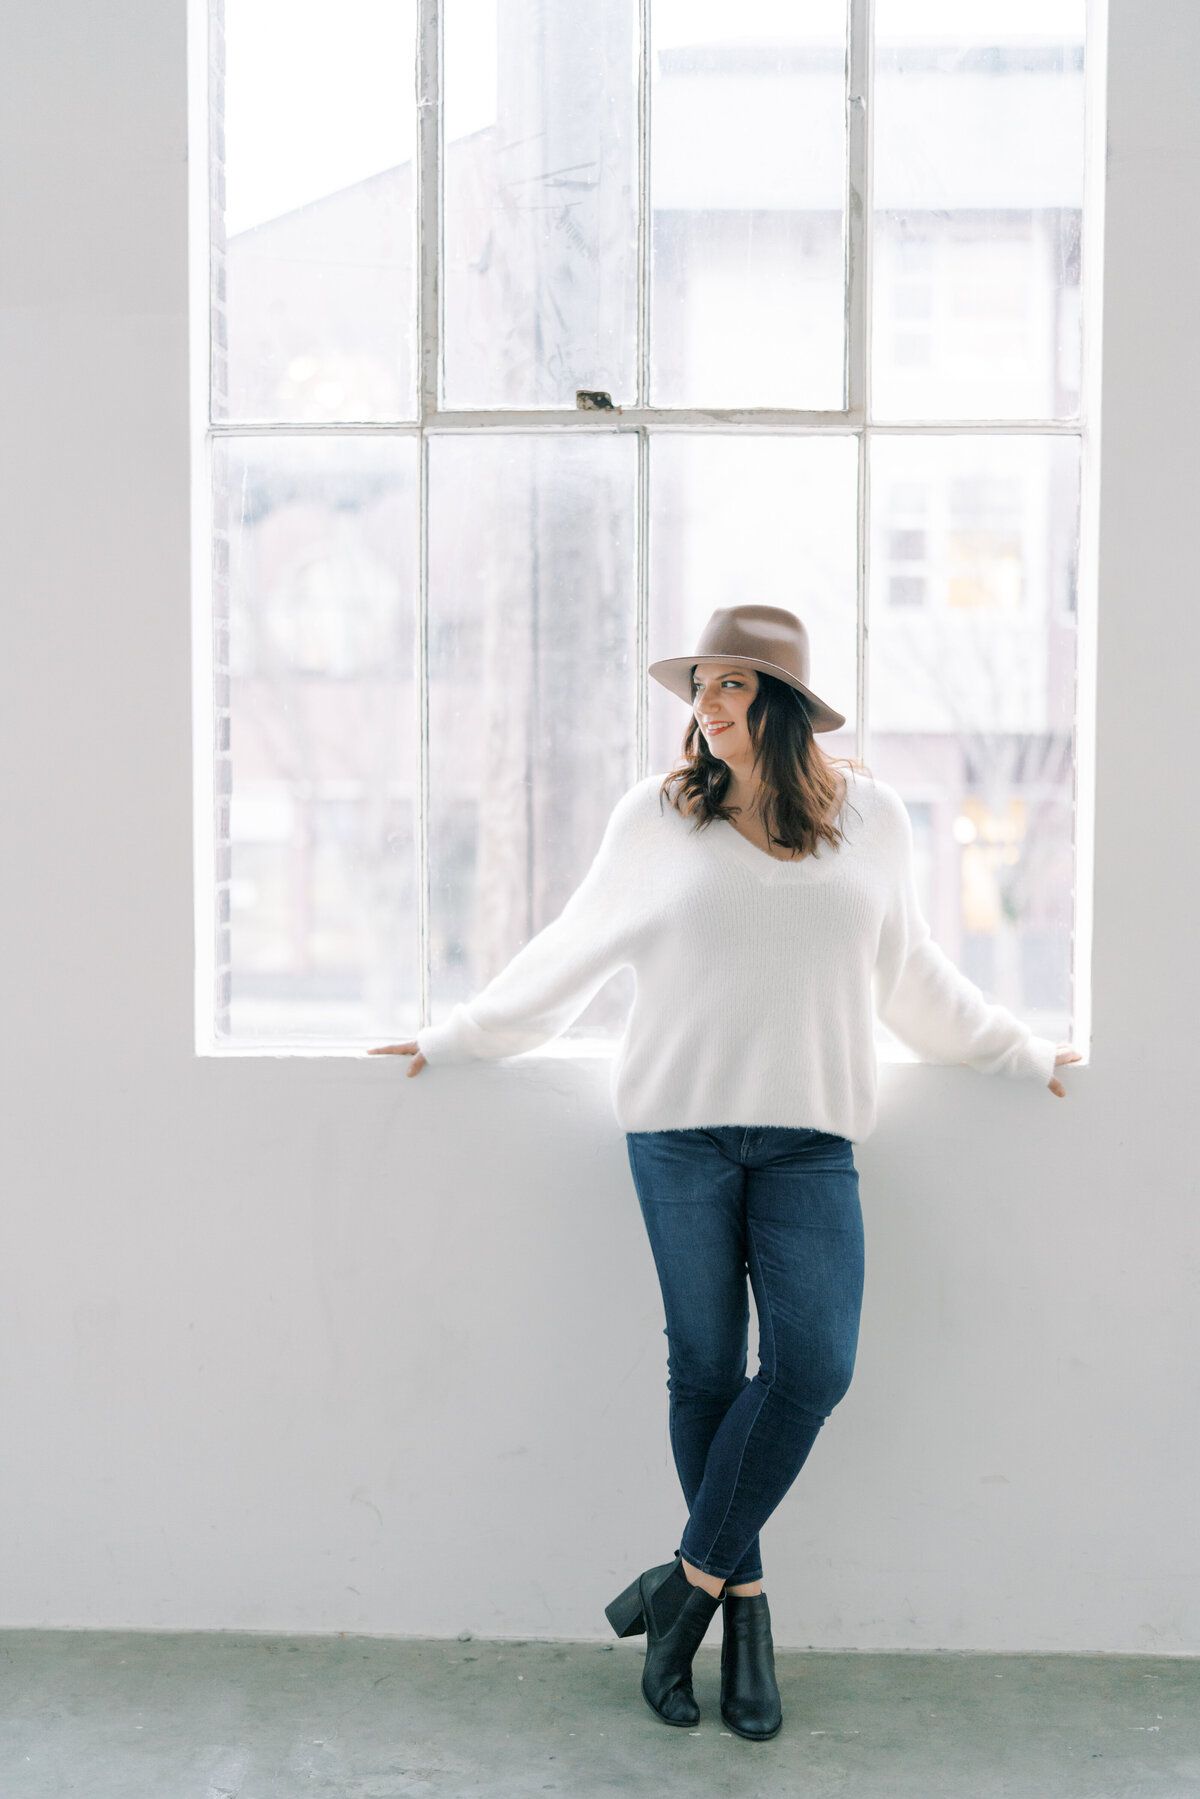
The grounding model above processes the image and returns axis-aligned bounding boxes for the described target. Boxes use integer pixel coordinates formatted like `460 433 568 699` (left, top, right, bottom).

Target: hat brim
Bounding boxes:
648 654 847 734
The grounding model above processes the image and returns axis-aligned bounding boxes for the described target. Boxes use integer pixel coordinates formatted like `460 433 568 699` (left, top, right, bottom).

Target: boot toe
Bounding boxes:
721 1694 783 1740
643 1675 699 1727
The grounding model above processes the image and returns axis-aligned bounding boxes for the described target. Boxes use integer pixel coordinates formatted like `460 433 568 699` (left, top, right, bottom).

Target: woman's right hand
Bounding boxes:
1047 1042 1082 1096
367 1039 427 1077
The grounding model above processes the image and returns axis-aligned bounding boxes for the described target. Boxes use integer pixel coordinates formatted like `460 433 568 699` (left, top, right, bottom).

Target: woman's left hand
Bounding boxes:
1048 1043 1083 1097
367 1039 427 1076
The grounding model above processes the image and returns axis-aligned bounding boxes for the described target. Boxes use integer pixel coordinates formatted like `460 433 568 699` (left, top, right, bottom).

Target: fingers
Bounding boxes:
366 1041 427 1075
1048 1077 1065 1097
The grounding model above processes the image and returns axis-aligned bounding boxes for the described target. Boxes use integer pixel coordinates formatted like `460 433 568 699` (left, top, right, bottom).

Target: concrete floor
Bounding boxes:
2 1631 1199 1798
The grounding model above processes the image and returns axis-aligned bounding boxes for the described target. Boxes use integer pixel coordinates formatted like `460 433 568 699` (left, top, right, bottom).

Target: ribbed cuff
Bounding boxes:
1013 1032 1061 1087
415 1003 503 1066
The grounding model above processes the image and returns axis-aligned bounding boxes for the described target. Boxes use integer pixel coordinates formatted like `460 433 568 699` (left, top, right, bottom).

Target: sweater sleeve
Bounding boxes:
414 783 645 1066
871 789 1060 1086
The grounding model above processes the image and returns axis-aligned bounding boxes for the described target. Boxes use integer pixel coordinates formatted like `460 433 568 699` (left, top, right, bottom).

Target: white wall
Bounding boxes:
1 0 1195 1652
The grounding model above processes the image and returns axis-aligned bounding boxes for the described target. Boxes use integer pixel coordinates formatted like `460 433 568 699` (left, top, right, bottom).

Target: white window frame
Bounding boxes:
187 0 1106 1058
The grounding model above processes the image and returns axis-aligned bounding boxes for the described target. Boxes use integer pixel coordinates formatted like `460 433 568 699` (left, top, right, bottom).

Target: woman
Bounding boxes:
370 603 1081 1742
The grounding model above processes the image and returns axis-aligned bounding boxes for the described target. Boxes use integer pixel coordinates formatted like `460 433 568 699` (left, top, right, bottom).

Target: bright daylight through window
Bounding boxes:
194 0 1099 1054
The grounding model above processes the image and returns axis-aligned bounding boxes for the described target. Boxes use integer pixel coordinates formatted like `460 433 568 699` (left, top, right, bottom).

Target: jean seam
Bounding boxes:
683 1213 777 1574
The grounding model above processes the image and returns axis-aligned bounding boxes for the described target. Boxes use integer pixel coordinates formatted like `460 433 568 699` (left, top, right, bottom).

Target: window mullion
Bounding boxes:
636 429 649 783
418 0 441 423
856 431 870 770
416 432 431 1033
846 0 872 420
1070 0 1109 1068
416 0 440 1031
637 0 651 409
204 415 1086 436
849 0 874 770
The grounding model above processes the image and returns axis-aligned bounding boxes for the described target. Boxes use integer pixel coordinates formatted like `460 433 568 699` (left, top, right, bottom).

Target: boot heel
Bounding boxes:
604 1556 681 1639
604 1576 646 1638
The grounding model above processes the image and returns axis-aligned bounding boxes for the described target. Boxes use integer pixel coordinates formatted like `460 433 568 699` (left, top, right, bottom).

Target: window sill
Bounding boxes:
200 1032 1086 1066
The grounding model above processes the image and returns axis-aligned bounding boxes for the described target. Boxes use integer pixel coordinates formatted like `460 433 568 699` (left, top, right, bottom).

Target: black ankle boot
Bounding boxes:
641 1559 723 1726
604 1555 723 1726
720 1590 783 1740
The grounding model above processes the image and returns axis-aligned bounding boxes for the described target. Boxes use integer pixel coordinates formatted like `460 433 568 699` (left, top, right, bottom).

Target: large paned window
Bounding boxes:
192 0 1101 1054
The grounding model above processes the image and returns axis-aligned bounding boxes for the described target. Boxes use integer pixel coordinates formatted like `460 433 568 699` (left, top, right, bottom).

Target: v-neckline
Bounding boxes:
725 821 812 862
710 788 855 883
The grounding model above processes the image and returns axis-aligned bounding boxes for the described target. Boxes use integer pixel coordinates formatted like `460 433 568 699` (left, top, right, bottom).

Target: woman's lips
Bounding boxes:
705 721 732 735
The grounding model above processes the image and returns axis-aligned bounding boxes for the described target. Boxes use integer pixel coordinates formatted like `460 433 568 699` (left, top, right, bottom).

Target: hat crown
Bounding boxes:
647 601 846 732
693 604 812 683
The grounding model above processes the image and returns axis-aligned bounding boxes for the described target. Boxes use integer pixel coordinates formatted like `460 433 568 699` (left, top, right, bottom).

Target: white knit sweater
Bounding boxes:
415 768 1060 1141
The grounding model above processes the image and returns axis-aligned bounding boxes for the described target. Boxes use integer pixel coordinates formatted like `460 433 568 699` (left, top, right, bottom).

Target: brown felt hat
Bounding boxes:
648 604 846 733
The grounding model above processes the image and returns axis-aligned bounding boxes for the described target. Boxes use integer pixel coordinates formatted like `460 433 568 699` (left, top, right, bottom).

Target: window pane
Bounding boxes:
216 0 417 422
427 434 638 1036
872 1 1086 420
648 435 859 770
651 0 847 409
215 437 419 1040
442 0 638 409
869 435 1079 1042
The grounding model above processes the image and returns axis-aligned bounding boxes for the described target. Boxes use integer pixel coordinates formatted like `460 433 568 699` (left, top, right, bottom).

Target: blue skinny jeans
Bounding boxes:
625 1126 864 1586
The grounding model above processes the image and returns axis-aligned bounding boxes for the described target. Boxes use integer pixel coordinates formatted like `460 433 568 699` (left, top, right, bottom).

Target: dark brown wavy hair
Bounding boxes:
658 668 871 859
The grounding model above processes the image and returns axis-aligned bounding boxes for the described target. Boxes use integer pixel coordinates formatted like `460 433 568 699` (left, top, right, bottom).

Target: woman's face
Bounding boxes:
691 661 760 765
